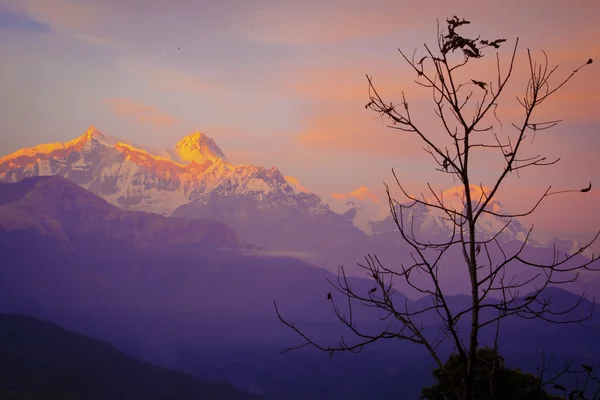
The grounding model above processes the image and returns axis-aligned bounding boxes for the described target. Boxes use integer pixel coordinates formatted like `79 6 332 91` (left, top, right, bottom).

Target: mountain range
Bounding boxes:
0 127 371 267
1 175 598 399
3 126 590 277
0 126 329 217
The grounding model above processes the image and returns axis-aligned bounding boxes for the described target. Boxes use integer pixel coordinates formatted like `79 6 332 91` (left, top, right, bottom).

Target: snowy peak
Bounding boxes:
78 125 120 147
175 132 229 164
0 126 330 217
431 184 506 215
0 126 116 165
82 125 101 141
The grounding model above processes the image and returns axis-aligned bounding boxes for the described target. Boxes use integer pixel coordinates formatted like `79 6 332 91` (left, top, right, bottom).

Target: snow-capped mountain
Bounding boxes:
1 127 591 273
0 126 364 267
0 126 329 217
370 185 534 245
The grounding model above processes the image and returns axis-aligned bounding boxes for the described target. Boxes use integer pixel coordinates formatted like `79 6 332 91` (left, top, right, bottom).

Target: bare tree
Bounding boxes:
275 16 598 400
538 353 600 400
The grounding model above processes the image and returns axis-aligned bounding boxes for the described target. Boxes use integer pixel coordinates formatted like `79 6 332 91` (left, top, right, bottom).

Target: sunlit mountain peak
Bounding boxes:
175 131 229 165
74 125 120 148
84 125 100 138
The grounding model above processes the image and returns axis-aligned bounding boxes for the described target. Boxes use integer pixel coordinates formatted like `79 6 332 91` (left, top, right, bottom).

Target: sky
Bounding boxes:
0 0 599 244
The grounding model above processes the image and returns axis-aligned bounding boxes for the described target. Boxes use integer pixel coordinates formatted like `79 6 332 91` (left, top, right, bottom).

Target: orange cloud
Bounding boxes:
285 176 311 193
296 96 447 158
332 186 380 204
104 98 178 128
293 35 598 156
481 47 600 125
280 61 427 104
116 57 221 95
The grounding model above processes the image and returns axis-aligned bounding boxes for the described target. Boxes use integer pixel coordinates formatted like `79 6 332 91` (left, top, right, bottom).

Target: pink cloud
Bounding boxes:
285 176 311 193
104 98 179 128
332 186 380 204
291 33 598 156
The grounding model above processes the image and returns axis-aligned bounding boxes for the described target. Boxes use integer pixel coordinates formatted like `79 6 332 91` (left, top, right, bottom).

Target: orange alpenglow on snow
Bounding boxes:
332 186 380 203
0 126 105 164
175 132 229 165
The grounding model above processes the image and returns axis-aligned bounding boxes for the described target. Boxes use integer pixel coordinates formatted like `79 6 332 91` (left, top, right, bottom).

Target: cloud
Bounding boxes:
0 7 50 33
104 98 178 128
295 97 436 158
284 56 437 156
116 57 221 95
291 37 598 156
332 186 380 204
284 176 311 193
279 60 427 104
0 0 108 32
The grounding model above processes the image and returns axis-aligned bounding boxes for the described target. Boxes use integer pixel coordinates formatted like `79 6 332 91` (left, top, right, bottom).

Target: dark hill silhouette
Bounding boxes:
0 313 260 400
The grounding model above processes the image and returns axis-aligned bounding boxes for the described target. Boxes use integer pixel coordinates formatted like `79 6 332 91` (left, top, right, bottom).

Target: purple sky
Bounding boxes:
0 0 598 243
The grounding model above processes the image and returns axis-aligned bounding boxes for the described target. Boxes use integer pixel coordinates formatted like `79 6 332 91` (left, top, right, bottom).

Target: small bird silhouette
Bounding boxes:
369 287 377 293
582 364 593 372
327 292 332 300
581 182 592 193
587 58 593 65
524 295 536 301
553 384 566 391
471 79 487 89
475 244 481 255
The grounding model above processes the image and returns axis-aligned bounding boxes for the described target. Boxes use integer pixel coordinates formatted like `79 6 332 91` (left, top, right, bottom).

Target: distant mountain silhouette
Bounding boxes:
0 175 244 254
0 313 260 399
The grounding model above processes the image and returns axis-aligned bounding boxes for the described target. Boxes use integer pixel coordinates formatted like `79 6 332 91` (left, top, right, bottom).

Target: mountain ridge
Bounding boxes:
0 126 330 217
0 127 592 271
0 175 244 253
